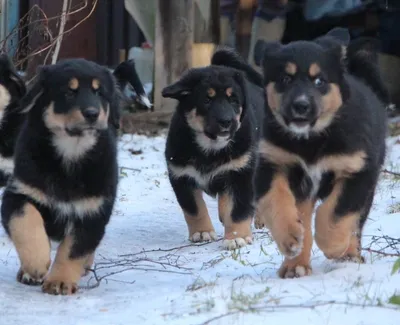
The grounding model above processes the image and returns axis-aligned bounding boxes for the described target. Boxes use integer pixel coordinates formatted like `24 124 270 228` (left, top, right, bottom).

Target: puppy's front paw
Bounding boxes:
190 231 218 243
337 254 365 263
17 268 47 286
273 218 304 258
223 218 253 250
42 279 78 295
222 236 253 250
16 260 51 286
278 262 312 279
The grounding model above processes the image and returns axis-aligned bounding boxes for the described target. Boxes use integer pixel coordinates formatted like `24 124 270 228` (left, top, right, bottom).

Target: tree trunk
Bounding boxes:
153 0 194 113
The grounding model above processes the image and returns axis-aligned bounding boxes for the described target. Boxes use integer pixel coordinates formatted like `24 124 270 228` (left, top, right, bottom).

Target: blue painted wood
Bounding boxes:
4 0 19 57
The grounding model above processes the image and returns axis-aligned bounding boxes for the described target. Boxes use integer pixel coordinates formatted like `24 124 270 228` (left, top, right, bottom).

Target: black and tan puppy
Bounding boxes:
163 48 264 250
1 58 119 295
253 29 387 278
0 54 26 186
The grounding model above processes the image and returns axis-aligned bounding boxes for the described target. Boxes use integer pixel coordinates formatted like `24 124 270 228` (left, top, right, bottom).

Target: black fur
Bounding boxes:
0 54 27 186
113 59 152 110
163 48 264 248
1 59 119 286
255 29 387 262
346 37 391 107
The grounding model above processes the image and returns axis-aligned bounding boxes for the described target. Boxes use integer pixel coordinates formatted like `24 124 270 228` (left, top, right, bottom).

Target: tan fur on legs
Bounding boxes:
279 200 315 278
255 173 304 258
42 235 88 295
82 253 95 276
184 190 216 242
315 181 360 259
218 193 252 250
8 203 51 285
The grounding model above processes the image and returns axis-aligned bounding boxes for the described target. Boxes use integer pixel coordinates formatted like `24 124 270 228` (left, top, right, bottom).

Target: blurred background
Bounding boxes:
1 0 399 134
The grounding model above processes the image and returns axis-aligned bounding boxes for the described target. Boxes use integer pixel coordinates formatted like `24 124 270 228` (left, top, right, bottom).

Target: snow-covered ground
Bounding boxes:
1 133 400 325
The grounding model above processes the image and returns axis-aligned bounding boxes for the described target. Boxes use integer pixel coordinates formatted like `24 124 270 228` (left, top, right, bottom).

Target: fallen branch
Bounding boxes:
382 169 400 178
80 249 195 290
363 248 400 257
119 239 223 258
198 300 400 325
363 234 400 256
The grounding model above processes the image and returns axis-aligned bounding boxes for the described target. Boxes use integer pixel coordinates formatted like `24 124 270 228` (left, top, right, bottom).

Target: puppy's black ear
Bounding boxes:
19 65 49 113
324 27 351 47
315 28 351 68
0 54 26 98
161 69 203 100
102 67 121 130
233 71 248 122
212 46 263 87
109 95 121 130
253 40 282 67
8 69 26 98
347 37 380 62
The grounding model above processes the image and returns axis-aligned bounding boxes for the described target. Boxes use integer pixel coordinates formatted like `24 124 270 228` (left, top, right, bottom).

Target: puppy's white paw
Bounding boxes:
222 236 253 250
190 231 218 242
279 264 312 279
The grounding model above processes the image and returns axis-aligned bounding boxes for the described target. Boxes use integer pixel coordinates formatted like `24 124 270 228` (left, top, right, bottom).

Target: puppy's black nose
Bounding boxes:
217 118 232 129
292 98 310 116
82 107 100 123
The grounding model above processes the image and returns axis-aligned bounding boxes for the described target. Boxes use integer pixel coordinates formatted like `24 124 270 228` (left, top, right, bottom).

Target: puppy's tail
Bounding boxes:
347 37 391 107
211 46 263 88
113 59 152 109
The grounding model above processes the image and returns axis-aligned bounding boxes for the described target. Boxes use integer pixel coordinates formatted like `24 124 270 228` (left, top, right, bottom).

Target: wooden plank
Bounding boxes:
153 0 194 113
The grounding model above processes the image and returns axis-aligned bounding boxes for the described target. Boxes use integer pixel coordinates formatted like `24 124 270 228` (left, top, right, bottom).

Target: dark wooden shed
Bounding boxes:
19 0 144 78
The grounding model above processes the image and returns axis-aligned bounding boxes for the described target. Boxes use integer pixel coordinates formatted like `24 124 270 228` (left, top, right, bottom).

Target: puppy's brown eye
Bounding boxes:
282 75 292 85
313 77 325 88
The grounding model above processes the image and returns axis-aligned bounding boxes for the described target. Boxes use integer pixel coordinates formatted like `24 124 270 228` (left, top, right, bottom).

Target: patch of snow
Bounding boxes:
1 133 400 325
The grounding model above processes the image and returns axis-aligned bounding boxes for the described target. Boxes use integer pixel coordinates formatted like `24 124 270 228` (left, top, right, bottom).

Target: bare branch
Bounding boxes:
51 0 70 64
198 300 400 325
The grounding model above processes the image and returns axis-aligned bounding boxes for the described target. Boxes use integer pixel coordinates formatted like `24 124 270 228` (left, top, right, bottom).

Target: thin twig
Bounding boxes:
382 169 400 177
119 239 223 258
198 300 400 325
51 0 70 64
363 248 400 257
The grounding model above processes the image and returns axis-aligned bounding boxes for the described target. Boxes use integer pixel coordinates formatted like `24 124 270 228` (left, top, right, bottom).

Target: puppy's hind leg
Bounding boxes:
170 176 216 242
219 167 255 250
1 192 51 285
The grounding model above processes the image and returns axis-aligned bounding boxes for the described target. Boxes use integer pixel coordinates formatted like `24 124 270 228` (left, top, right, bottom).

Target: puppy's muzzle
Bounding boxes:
216 117 232 130
82 107 100 124
291 98 311 118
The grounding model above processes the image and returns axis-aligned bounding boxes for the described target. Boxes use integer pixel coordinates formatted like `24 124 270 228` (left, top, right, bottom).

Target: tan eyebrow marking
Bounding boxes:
285 62 297 76
92 78 100 90
207 88 216 97
309 63 321 77
68 78 79 90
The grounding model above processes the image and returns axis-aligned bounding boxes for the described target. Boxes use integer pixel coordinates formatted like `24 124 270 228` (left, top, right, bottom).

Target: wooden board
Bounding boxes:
153 0 194 113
